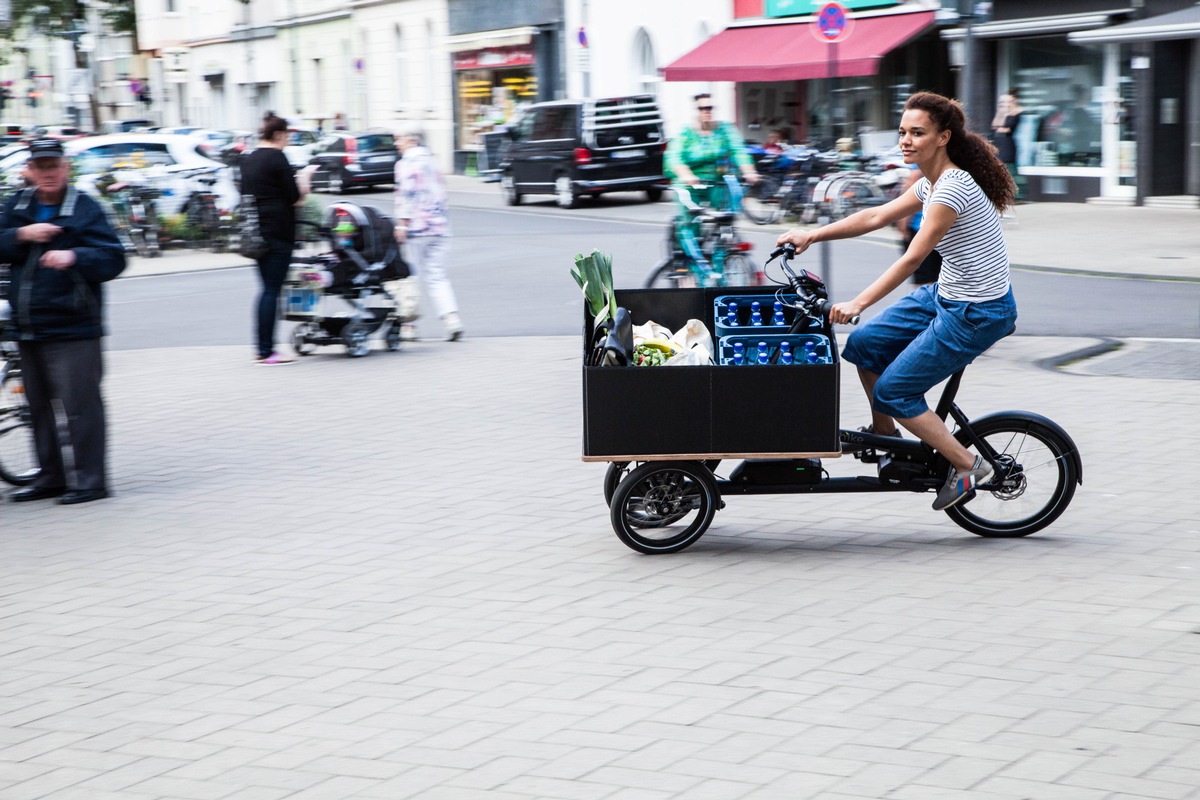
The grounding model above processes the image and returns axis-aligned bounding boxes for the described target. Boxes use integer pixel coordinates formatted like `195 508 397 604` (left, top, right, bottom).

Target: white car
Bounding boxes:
65 134 240 216
0 134 240 217
284 128 320 170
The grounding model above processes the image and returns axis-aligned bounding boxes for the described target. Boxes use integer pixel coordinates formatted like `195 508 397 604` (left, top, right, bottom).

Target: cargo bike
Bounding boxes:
584 244 1083 554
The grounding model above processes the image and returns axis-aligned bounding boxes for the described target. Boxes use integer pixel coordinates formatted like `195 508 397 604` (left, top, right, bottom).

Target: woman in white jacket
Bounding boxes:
393 128 463 342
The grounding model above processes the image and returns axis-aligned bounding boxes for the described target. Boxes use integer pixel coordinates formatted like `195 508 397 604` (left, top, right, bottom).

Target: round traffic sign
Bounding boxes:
813 2 853 43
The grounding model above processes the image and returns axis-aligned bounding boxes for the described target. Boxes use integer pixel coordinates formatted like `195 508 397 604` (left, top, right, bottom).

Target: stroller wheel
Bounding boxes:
292 324 317 356
344 322 371 358
385 324 402 352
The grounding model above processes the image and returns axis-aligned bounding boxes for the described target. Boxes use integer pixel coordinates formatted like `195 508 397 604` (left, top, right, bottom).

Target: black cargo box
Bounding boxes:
582 286 841 460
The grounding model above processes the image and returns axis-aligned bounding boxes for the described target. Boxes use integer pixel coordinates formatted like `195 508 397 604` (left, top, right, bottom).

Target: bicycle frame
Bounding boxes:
651 180 753 287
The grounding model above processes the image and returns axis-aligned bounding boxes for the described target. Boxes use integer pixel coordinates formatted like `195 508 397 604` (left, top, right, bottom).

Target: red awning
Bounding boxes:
663 11 935 83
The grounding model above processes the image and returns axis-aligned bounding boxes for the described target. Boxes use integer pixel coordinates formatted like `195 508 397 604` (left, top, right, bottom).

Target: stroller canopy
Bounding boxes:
323 202 395 263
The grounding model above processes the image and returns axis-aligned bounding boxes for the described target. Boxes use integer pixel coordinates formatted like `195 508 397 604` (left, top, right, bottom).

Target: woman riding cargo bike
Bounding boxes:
776 91 1018 512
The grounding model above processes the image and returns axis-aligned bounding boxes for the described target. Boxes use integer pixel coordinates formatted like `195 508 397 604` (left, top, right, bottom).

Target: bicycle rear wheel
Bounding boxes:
742 175 783 224
645 257 700 289
0 370 39 486
945 415 1080 538
719 254 756 287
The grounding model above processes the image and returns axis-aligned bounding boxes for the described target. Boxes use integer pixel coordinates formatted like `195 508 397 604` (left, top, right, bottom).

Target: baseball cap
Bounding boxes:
28 138 65 159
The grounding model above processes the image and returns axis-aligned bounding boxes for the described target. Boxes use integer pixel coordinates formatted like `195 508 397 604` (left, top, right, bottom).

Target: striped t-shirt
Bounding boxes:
915 169 1010 301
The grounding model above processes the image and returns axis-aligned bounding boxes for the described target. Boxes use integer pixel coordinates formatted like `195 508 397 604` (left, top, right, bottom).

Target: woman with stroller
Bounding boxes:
240 111 311 365
776 91 1017 512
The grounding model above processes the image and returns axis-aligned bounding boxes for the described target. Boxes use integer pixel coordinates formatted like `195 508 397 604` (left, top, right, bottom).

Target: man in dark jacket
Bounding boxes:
1 138 125 504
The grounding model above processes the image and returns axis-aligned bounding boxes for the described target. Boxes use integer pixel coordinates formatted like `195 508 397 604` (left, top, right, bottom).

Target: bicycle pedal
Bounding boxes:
855 448 881 464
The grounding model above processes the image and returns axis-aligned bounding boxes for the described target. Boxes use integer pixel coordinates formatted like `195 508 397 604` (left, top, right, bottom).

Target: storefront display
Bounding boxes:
453 45 538 152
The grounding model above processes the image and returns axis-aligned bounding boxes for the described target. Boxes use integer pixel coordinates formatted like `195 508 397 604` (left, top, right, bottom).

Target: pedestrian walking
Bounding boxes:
991 88 1023 198
1 138 126 505
776 91 1018 512
895 165 942 285
240 111 310 365
393 128 462 342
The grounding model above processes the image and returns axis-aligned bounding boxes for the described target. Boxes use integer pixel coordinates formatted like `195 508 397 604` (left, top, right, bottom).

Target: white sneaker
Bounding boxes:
932 456 993 511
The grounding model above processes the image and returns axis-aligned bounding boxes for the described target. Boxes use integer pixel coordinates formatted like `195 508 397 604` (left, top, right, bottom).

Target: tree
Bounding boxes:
0 1 137 127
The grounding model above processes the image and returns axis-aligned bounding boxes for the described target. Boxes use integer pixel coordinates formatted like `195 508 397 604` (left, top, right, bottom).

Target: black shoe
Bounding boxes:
57 489 110 505
10 485 66 502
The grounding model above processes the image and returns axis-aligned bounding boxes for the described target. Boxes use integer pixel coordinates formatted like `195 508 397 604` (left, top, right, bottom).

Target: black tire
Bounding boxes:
291 324 316 356
645 187 664 203
554 174 578 209
610 461 718 554
603 461 630 505
501 173 522 206
327 170 345 195
945 415 1080 538
742 175 782 224
0 371 39 487
720 253 756 287
343 322 371 358
644 257 700 289
385 324 401 352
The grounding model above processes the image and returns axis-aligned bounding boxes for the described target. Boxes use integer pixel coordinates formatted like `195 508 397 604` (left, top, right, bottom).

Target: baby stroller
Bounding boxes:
284 202 410 357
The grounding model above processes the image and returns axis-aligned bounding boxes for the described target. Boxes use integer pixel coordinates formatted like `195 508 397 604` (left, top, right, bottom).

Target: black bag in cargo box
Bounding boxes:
582 286 841 460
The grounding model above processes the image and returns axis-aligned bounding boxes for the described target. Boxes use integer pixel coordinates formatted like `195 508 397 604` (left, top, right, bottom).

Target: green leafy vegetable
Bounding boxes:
571 249 618 328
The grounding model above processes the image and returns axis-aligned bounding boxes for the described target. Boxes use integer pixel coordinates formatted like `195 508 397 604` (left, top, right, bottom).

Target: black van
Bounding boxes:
500 95 668 208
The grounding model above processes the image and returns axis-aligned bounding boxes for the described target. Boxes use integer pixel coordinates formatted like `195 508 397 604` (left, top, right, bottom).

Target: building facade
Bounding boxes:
944 0 1200 205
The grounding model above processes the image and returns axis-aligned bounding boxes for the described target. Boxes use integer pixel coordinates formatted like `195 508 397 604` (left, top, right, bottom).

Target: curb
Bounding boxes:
1034 337 1122 373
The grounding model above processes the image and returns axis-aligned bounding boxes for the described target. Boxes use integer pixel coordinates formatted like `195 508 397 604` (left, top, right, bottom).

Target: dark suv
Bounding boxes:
306 132 398 192
500 95 668 208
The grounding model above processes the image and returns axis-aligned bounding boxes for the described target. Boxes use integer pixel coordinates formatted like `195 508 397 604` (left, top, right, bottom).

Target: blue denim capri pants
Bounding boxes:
841 283 1017 419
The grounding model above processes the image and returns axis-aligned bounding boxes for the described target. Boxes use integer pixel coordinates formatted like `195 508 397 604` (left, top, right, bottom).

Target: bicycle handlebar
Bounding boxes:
767 243 859 326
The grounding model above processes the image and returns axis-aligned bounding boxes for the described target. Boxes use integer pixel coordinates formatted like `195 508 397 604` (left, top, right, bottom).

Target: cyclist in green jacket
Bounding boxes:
664 94 759 275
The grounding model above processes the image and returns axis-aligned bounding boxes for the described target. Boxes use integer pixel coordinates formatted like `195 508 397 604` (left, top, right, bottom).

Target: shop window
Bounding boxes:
1005 37 1103 168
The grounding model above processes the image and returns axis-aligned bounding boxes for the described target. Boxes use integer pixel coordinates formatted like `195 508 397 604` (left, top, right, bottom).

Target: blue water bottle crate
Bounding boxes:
717 333 832 366
713 293 821 336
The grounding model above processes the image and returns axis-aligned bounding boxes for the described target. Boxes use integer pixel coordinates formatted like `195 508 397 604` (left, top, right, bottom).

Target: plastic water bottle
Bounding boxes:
750 301 763 326
732 341 745 365
773 301 786 326
779 341 793 364
756 342 770 365
726 301 739 327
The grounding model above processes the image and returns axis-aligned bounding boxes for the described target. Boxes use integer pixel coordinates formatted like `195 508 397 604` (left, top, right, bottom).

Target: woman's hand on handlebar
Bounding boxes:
829 300 864 325
775 227 817 256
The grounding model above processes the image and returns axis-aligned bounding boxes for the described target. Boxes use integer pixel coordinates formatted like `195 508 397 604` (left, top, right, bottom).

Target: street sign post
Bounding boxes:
810 2 853 146
811 3 852 300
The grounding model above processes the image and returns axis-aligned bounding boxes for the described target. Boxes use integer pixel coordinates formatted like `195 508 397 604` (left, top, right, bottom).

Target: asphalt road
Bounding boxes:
105 188 1200 351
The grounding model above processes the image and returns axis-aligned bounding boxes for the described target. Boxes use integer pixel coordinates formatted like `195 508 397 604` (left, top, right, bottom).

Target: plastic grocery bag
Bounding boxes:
632 320 674 348
664 319 715 366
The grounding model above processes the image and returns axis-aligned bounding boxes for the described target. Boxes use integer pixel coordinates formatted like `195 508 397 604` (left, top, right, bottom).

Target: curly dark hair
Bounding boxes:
259 111 288 141
904 91 1015 212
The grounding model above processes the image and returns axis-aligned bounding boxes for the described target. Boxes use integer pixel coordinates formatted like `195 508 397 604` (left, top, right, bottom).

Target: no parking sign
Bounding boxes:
811 2 854 44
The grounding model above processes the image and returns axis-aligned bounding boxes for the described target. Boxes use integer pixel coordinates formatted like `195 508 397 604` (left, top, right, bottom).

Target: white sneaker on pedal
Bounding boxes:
933 456 993 511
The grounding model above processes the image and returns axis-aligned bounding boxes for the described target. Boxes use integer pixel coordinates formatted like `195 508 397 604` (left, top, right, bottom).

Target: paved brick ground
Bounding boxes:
2 334 1197 799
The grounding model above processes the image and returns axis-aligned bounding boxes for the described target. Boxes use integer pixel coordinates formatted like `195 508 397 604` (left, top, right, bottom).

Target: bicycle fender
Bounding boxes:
962 410 1083 486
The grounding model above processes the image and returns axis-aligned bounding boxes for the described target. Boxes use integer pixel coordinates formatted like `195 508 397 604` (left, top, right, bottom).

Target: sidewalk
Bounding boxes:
2 334 1198 799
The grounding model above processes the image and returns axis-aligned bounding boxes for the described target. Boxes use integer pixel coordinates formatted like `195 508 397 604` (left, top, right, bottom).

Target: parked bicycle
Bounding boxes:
0 281 39 487
644 179 757 289
181 167 236 253
101 179 162 258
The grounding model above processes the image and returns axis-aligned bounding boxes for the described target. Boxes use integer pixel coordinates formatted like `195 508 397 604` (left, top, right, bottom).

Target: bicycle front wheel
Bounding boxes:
0 371 39 486
742 175 782 224
945 415 1080 538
